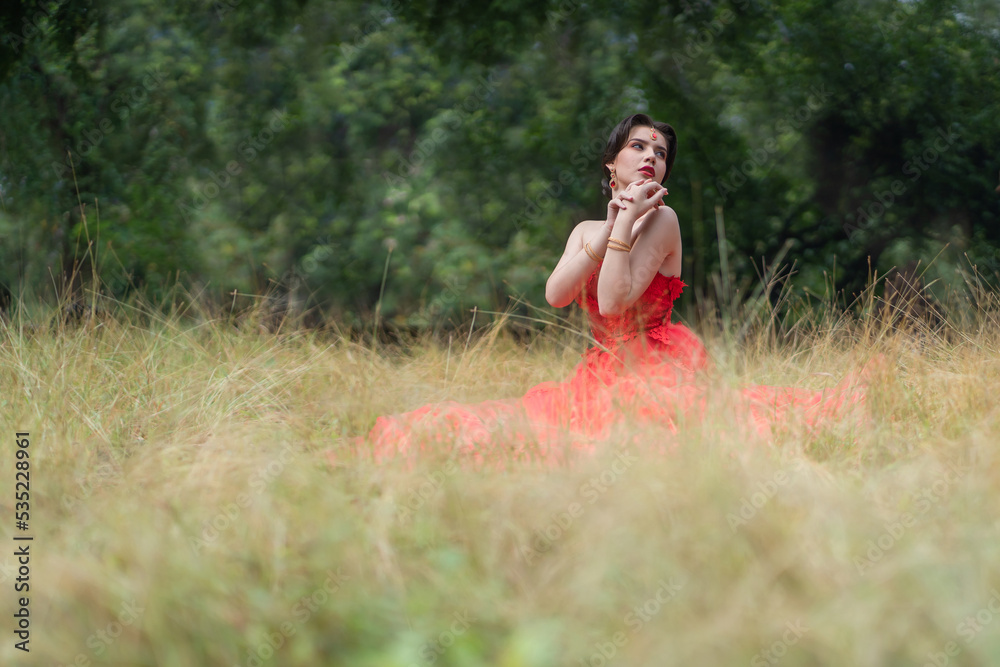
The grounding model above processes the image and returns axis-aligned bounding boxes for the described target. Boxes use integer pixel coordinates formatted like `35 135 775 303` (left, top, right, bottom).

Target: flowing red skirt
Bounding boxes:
332 322 866 469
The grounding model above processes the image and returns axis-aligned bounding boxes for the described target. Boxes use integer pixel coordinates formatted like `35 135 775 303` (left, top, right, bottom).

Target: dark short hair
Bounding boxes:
601 114 677 198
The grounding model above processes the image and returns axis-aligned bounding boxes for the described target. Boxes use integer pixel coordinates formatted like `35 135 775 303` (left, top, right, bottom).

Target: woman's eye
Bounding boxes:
656 151 665 158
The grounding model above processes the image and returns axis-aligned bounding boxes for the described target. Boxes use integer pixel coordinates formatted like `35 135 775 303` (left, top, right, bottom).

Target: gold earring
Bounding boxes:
609 167 616 188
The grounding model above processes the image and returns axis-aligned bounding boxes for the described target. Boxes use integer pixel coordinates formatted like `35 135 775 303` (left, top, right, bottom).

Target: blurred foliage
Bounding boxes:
1 0 998 329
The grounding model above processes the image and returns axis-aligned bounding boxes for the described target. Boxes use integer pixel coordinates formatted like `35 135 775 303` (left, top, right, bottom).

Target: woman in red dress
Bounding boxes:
342 114 865 468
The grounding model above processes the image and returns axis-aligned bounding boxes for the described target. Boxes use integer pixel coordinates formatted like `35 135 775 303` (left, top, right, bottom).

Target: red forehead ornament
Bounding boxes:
650 127 657 139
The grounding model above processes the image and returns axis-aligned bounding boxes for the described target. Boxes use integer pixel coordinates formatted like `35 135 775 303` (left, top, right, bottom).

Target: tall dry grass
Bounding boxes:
2 269 1000 667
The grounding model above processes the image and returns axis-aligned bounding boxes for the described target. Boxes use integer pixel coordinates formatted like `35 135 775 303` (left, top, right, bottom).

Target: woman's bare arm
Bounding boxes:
597 203 681 316
545 220 607 308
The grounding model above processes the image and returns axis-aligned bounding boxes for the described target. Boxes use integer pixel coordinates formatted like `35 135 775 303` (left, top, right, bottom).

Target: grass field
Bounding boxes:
2 282 1000 667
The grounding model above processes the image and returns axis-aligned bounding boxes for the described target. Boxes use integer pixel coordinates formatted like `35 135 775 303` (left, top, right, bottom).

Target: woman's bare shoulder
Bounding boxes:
573 219 604 233
561 219 602 244
637 205 679 236
656 204 679 221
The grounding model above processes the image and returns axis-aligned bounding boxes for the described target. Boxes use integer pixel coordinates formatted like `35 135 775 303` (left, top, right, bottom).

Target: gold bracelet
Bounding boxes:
584 242 602 262
606 243 630 252
607 236 632 251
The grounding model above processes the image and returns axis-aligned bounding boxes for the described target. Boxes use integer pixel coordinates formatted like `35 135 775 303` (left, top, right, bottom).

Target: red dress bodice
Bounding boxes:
576 267 686 348
566 266 709 386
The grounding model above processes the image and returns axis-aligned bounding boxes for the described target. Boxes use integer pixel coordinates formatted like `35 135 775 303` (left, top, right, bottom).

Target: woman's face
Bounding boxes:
607 126 668 191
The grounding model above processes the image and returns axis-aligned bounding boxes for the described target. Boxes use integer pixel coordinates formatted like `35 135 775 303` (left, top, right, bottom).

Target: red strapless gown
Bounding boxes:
338 266 865 468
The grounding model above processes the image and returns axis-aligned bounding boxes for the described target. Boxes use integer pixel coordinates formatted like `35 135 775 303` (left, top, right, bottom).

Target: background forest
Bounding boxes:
2 0 999 331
